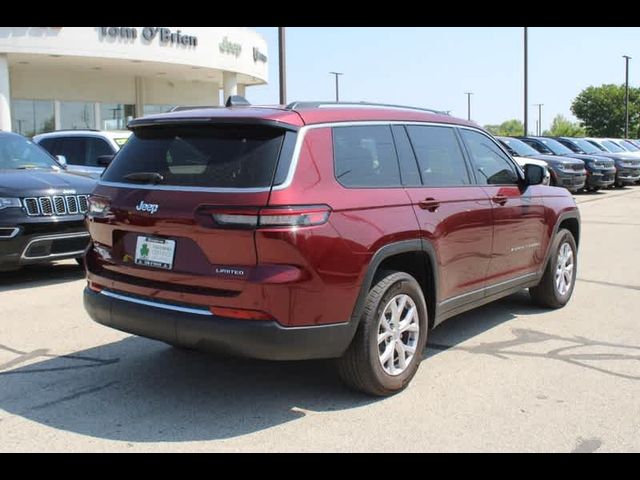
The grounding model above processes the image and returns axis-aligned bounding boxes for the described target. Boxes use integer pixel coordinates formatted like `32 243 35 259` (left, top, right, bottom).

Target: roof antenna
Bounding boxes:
225 95 251 107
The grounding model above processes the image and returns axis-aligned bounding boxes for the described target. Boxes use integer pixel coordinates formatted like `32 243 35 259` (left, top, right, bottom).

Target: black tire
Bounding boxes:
337 270 428 396
530 228 577 308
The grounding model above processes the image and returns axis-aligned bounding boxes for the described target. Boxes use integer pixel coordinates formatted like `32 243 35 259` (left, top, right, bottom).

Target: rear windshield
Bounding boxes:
102 125 288 188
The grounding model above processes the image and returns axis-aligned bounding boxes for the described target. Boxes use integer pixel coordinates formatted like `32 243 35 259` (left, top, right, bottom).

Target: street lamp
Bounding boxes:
278 27 287 105
623 55 631 138
524 27 528 136
534 103 543 135
464 92 473 121
329 72 343 102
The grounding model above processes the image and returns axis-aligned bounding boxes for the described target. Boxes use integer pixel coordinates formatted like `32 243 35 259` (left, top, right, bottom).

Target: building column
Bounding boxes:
54 100 61 130
134 76 145 118
94 102 101 130
237 84 246 98
0 55 12 132
223 72 237 103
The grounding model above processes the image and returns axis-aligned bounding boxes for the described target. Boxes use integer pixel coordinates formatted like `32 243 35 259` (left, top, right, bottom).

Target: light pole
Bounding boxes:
278 27 287 105
524 27 528 136
464 92 473 121
534 103 543 135
329 72 343 102
623 55 631 138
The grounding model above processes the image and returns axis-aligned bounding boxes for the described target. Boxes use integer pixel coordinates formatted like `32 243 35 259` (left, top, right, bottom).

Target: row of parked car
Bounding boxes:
498 136 640 193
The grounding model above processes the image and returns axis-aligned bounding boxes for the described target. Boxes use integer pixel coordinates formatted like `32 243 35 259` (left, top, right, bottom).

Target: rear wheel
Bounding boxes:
337 271 428 396
530 228 577 308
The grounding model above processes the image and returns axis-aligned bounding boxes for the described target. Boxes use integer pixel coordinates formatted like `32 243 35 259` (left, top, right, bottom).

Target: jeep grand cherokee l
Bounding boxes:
0 132 95 271
83 101 580 396
496 136 587 192
518 136 615 191
563 137 640 187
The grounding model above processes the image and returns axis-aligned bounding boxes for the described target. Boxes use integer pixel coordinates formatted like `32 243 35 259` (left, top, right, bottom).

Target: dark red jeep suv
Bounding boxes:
83 101 580 396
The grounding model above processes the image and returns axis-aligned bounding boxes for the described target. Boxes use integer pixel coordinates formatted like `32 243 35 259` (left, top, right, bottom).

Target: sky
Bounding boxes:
246 27 640 134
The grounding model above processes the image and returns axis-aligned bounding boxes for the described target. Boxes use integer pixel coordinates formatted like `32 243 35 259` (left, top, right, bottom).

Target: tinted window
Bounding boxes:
497 137 540 157
520 138 553 155
391 125 421 186
537 138 574 155
333 126 401 187
602 140 624 152
86 138 114 166
37 137 58 152
556 138 582 153
56 138 87 166
573 139 601 155
405 125 470 186
460 129 519 185
103 125 287 188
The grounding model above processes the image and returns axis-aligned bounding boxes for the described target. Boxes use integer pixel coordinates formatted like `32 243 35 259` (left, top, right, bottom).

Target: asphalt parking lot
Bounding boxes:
1 187 639 452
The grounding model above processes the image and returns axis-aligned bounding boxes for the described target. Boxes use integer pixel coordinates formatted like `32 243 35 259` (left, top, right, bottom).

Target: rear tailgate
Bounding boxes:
87 122 298 298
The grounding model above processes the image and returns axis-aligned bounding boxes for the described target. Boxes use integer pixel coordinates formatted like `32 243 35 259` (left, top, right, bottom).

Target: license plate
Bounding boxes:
134 236 176 270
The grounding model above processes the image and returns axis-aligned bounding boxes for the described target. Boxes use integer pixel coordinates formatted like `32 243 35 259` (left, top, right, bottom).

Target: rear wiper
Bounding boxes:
123 172 164 184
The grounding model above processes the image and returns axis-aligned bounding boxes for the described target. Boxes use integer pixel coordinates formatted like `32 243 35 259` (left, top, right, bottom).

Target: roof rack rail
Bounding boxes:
45 128 101 132
285 101 450 116
169 105 220 112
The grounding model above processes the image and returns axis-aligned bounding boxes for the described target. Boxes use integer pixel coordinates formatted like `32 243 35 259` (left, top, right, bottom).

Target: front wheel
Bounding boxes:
337 271 428 396
530 228 577 308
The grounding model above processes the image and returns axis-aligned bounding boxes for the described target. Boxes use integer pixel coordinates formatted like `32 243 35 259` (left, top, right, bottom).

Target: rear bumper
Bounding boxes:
83 287 356 361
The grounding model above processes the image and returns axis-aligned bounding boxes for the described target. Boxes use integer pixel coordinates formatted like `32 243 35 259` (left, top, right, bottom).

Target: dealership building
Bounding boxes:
0 27 268 136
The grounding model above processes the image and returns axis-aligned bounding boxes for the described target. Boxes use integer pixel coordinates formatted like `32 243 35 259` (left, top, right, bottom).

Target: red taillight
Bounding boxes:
207 205 331 229
209 306 274 321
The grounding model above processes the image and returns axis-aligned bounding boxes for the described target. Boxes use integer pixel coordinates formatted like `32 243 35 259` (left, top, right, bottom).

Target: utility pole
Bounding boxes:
329 72 343 102
534 103 543 135
623 55 631 138
278 27 287 105
464 92 473 121
524 27 528 136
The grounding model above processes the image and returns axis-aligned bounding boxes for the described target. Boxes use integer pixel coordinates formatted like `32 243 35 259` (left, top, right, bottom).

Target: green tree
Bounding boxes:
484 119 524 136
571 84 640 137
542 114 585 137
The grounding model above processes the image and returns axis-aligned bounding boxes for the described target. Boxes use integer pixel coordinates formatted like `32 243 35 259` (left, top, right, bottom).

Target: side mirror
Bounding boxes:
524 163 545 186
55 155 68 168
97 154 114 167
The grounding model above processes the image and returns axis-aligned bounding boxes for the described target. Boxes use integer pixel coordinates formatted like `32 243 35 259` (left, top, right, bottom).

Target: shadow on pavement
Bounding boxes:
4 290 631 444
0 262 85 293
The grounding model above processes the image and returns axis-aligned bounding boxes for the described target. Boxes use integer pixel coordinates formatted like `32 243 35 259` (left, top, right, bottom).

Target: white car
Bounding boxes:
33 130 132 178
584 137 640 158
513 156 551 185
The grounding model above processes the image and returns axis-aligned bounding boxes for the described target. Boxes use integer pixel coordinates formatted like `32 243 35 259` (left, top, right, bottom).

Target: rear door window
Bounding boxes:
102 125 289 188
405 125 471 186
332 125 401 187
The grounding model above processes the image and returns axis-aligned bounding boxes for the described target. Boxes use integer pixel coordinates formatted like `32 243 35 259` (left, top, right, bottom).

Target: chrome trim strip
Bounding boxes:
96 181 272 193
20 232 90 260
440 272 539 306
0 227 20 239
100 290 213 316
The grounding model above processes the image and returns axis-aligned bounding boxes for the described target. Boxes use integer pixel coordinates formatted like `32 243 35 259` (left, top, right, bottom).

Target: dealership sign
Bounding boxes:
219 37 242 57
99 27 198 47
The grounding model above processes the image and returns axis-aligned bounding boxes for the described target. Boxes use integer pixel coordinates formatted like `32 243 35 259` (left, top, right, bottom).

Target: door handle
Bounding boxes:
418 198 440 212
492 194 508 206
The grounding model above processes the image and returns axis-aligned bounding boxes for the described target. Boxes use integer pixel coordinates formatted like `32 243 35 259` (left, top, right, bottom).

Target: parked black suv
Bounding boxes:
0 132 95 272
497 137 587 192
517 137 615 192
